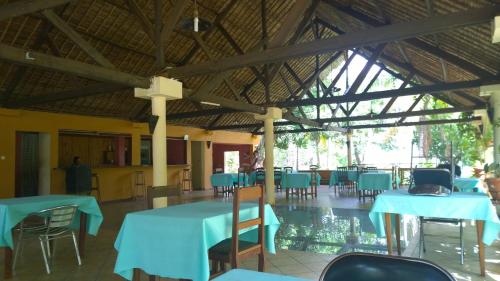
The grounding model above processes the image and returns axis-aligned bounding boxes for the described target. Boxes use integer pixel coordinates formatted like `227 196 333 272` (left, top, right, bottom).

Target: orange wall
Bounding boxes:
0 108 259 200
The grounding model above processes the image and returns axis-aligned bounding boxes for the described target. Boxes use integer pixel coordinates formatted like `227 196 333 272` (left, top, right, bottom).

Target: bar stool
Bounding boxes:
182 168 192 192
309 165 319 198
134 171 146 199
91 173 102 202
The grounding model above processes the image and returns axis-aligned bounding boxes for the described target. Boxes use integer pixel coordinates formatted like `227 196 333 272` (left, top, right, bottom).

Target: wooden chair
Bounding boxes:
209 185 265 276
91 173 101 202
182 168 192 193
146 185 182 209
309 165 319 197
133 171 146 199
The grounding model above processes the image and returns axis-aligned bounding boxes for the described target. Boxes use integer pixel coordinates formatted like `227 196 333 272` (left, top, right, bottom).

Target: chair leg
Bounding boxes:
460 220 464 265
12 229 24 272
72 232 82 266
258 253 265 272
211 259 218 274
39 238 51 274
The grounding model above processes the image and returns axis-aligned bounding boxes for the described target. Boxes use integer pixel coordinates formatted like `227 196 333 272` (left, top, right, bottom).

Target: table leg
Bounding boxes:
79 213 87 258
384 213 393 255
476 220 485 276
286 188 289 199
4 247 12 279
395 214 401 255
133 268 140 281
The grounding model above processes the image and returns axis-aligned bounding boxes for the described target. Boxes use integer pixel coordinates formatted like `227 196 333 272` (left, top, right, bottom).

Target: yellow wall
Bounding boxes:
0 108 259 200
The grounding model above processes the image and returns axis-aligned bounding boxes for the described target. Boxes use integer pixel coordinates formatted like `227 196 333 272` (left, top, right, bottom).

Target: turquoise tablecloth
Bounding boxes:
0 195 103 248
454 178 484 193
211 174 234 187
358 172 393 190
281 173 321 189
114 201 281 281
248 171 283 185
228 173 249 187
369 190 500 245
213 269 312 281
329 170 359 186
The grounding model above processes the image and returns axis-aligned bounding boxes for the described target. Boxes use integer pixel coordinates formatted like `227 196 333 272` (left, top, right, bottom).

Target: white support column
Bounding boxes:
480 85 500 162
151 95 167 186
135 77 182 193
255 107 282 204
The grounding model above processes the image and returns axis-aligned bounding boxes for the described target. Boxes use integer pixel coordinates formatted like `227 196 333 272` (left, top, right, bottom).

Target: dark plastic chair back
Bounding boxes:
320 253 455 281
338 166 348 182
283 167 293 174
255 169 265 185
412 168 452 191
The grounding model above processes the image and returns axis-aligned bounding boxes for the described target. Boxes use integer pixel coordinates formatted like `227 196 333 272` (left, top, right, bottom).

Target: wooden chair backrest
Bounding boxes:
231 185 265 267
146 185 181 209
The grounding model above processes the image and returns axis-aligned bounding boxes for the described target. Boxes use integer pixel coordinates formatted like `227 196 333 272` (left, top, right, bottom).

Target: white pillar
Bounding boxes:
135 77 182 194
255 107 282 204
264 117 275 203
480 85 500 162
151 95 167 186
38 133 51 195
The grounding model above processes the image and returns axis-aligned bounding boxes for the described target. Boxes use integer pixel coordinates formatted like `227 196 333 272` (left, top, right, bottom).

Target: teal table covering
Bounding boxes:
114 201 281 281
228 173 249 187
248 171 282 185
213 269 312 281
369 190 500 245
281 173 321 189
329 170 359 186
211 174 234 187
454 178 484 193
0 195 103 248
358 172 393 191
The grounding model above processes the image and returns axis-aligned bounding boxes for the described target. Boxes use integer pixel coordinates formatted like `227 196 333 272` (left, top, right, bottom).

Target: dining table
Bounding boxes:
369 190 500 276
454 177 485 193
282 172 321 199
213 269 312 281
0 195 103 279
114 201 281 281
328 170 359 187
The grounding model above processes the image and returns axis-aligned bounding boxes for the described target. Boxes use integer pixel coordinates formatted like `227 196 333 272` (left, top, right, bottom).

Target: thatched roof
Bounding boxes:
0 0 499 132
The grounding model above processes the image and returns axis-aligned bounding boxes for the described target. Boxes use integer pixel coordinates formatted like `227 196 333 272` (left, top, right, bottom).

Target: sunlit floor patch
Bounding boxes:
273 205 414 255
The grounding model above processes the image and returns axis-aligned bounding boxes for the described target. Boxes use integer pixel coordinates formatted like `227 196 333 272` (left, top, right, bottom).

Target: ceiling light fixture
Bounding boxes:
200 101 220 106
193 0 199 32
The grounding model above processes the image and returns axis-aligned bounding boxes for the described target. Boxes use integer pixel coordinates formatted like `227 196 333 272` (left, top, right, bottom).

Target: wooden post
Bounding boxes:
476 220 485 276
346 130 353 166
79 213 87 258
384 213 392 255
4 247 12 279
395 214 401 255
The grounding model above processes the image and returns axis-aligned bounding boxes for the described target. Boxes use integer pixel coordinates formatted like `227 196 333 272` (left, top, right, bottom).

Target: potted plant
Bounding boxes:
484 163 500 202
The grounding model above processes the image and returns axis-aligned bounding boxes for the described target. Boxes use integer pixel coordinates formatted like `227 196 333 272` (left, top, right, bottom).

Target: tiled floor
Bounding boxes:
0 187 499 281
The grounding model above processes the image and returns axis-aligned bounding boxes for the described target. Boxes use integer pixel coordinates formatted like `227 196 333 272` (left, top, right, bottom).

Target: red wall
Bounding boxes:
212 143 252 173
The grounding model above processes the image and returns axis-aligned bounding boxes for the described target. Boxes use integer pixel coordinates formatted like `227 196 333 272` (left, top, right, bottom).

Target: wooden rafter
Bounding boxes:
0 43 150 88
165 5 500 78
42 9 115 68
0 0 74 21
126 0 155 42
323 0 495 78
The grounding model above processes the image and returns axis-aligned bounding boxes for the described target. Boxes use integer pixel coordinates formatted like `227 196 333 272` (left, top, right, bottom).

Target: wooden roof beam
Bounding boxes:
126 0 155 43
277 78 497 108
42 9 115 68
0 43 150 88
211 106 481 130
165 5 500 78
0 0 74 21
323 0 496 78
8 83 129 107
254 116 481 134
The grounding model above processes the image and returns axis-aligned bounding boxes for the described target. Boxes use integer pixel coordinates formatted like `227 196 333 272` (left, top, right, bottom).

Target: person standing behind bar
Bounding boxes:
66 156 92 195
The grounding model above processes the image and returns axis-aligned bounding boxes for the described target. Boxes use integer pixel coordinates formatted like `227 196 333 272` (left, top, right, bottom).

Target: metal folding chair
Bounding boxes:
13 205 81 274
